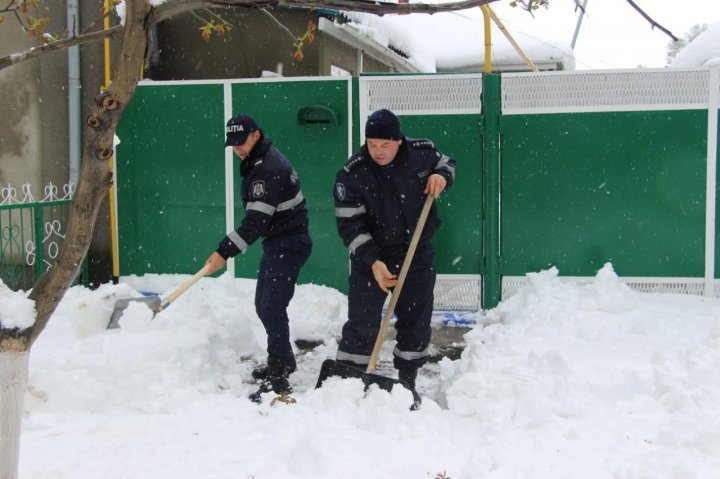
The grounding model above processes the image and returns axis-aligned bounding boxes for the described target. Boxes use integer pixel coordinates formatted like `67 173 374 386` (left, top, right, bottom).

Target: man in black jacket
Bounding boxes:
205 114 312 400
332 109 455 392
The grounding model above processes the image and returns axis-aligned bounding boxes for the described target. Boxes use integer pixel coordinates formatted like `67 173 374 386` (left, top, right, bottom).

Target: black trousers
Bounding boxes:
337 242 435 370
255 233 312 359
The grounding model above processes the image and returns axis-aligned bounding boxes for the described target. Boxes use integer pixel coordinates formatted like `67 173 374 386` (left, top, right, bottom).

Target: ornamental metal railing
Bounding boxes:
0 182 87 291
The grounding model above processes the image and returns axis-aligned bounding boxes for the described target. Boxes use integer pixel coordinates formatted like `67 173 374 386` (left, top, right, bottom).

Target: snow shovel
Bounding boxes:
316 194 434 400
107 264 211 329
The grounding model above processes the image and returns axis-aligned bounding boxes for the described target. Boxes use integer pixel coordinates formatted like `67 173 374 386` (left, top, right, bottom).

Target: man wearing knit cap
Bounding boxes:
332 109 456 404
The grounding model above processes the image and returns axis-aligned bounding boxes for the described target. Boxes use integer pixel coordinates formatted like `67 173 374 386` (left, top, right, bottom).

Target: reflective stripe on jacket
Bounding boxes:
333 137 455 267
217 136 308 259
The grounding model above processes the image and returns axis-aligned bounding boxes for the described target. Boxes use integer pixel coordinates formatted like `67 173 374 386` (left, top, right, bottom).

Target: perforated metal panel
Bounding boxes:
359 74 482 117
502 276 720 300
434 274 481 311
503 68 711 114
381 274 481 313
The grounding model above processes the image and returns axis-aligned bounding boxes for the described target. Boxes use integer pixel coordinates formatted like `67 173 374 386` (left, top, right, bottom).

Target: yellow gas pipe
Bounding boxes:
480 4 492 73
103 0 120 283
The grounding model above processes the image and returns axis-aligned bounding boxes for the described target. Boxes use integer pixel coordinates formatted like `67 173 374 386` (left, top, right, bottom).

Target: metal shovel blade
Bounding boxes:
107 296 162 329
315 359 401 392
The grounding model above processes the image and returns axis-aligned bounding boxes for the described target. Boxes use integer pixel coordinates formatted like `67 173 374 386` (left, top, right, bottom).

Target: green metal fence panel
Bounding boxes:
0 204 29 289
394 114 483 276
501 109 708 277
116 83 226 276
117 80 352 289
481 74 501 307
230 79 351 290
1 194 85 291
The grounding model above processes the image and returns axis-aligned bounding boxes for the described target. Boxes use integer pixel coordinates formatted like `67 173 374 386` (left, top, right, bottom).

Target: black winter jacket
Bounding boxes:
217 136 308 259
333 137 455 267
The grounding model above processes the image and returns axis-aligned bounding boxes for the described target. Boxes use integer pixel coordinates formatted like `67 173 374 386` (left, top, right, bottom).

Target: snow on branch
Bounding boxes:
0 25 123 71
150 0 500 24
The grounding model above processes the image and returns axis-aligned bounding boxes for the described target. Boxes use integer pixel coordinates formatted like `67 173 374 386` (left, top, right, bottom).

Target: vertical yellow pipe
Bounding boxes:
480 5 492 73
104 0 120 283
103 2 111 89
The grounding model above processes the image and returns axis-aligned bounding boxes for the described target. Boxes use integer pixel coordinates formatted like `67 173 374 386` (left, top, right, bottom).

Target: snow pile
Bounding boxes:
671 21 720 67
439 264 720 476
17 264 720 478
0 279 35 330
114 0 168 25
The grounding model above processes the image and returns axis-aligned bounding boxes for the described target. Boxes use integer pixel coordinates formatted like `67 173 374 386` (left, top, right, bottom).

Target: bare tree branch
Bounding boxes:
189 8 212 23
625 0 679 42
0 24 123 71
0 0 20 12
7 6 25 29
573 0 586 15
2 0 497 72
149 0 499 24
260 7 296 41
204 7 235 26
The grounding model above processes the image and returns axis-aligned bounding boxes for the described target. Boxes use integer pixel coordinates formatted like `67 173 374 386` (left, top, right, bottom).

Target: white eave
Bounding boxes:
318 17 423 73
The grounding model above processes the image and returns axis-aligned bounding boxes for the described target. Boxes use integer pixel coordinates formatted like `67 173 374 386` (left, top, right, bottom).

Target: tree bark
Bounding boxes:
0 351 29 479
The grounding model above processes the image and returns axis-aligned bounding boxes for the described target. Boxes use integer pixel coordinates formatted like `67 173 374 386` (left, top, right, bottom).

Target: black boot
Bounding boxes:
249 355 296 403
398 366 422 411
398 366 418 390
251 355 297 381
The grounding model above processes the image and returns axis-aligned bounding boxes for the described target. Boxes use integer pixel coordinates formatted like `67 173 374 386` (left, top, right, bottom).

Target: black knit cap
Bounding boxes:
365 109 402 141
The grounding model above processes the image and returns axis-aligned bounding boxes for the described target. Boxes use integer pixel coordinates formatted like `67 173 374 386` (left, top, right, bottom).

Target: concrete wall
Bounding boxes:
148 9 394 81
150 10 321 80
0 1 114 285
319 40 392 76
0 2 67 198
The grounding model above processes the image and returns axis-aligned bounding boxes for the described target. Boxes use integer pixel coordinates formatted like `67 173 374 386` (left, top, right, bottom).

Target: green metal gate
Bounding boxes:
116 78 352 289
115 69 719 310
498 68 719 301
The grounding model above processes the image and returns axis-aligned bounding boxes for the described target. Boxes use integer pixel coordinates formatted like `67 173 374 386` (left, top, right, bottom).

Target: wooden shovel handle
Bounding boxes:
154 263 212 313
367 194 435 373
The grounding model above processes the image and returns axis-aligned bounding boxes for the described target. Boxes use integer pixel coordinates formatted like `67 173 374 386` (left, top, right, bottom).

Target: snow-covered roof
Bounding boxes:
325 11 575 73
670 22 720 67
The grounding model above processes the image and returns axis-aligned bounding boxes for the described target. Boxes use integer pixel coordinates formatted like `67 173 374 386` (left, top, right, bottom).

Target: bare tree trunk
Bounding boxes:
0 2 151 476
0 351 29 479
15 0 152 350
